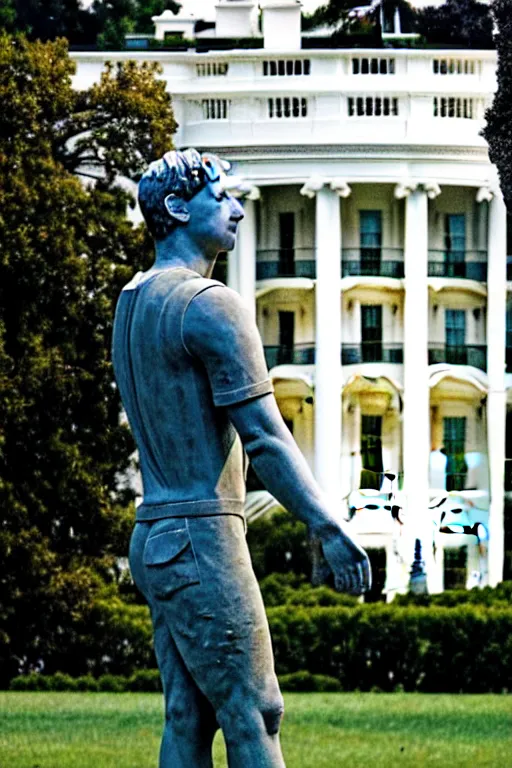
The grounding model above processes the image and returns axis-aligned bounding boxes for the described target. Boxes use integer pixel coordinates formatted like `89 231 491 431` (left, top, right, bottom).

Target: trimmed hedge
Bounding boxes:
268 603 512 693
8 669 340 693
10 669 162 693
7 587 512 694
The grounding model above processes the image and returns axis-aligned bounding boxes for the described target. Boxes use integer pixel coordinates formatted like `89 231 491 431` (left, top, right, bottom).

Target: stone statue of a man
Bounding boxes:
112 149 371 768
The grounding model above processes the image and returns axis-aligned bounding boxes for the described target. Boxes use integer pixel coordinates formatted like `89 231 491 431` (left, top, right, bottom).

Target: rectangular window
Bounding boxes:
360 210 382 274
433 97 475 119
360 415 384 488
263 59 311 77
347 96 399 117
361 305 383 362
202 99 229 120
443 546 468 590
196 62 229 77
363 548 387 602
445 309 466 348
352 57 395 75
433 58 477 75
443 416 467 491
444 214 466 276
268 97 308 119
279 212 295 275
278 311 295 364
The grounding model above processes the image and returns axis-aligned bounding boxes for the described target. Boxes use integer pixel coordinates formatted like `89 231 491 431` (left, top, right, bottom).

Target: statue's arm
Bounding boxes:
182 285 370 594
227 394 371 595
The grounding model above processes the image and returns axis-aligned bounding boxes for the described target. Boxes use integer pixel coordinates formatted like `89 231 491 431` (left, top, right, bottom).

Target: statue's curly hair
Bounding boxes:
138 149 208 241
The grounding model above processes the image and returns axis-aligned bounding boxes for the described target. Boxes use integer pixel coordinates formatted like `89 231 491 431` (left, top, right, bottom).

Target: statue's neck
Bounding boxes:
153 236 216 278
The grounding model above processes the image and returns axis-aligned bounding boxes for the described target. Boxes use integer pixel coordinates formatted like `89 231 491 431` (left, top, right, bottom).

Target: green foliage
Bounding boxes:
0 0 98 44
0 0 181 46
278 671 342 693
9 668 162 692
483 0 512 212
416 0 494 49
394 581 512 607
0 33 174 685
259 572 358 607
268 603 512 693
247 510 311 580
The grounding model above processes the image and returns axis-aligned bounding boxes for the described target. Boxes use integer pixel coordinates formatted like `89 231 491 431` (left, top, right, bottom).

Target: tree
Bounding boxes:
416 0 494 49
483 0 512 212
0 34 176 682
0 0 181 47
0 0 98 44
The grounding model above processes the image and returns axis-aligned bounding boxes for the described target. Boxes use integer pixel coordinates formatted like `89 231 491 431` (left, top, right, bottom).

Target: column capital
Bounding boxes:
300 175 328 199
423 181 441 200
394 181 441 200
394 182 418 199
330 178 352 198
300 176 352 199
476 185 494 204
223 176 260 201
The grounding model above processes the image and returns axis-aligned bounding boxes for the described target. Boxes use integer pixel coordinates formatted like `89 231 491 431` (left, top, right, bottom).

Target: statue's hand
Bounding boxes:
314 518 372 596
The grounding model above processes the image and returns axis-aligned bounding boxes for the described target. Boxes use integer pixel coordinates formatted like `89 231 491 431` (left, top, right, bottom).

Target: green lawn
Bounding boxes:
0 692 510 767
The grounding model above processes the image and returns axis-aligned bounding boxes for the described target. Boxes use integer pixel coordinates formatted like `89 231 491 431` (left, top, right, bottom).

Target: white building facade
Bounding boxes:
72 24 511 597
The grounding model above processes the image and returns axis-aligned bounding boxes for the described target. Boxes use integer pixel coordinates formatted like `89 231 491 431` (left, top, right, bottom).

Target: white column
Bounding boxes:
299 178 343 507
227 243 239 293
236 197 257 318
315 186 343 507
401 185 434 587
487 189 507 586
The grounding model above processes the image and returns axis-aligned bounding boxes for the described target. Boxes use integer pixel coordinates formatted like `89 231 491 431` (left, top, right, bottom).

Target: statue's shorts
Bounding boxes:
129 514 284 732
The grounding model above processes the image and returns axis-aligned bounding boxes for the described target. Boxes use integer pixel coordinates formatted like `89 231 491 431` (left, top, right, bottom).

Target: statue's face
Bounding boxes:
185 177 244 254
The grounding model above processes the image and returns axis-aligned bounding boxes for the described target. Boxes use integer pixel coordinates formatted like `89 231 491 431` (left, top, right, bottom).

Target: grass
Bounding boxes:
0 692 511 767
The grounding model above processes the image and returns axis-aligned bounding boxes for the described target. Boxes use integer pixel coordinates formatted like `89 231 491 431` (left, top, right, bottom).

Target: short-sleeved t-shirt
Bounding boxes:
112 267 273 521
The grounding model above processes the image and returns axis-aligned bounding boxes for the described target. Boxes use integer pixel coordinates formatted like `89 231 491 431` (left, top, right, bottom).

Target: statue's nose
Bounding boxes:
231 198 245 222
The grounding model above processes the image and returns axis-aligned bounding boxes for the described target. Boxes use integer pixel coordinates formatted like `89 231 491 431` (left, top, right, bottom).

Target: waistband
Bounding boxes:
135 498 245 522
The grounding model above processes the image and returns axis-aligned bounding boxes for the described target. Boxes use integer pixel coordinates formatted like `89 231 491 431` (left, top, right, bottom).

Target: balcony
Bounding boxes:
428 343 487 371
256 249 316 280
342 248 404 278
341 342 404 365
264 343 315 369
428 251 487 281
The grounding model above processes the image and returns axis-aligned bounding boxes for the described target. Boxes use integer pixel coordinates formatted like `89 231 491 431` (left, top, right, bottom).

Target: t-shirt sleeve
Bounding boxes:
182 284 274 407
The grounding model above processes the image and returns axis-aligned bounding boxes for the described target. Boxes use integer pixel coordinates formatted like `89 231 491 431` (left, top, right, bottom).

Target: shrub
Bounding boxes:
76 675 100 692
10 673 50 691
394 582 512 608
267 603 512 693
278 671 342 693
97 674 128 693
128 669 162 692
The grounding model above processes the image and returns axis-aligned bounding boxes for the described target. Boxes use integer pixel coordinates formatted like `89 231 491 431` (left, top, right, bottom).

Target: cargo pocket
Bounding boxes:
143 527 200 600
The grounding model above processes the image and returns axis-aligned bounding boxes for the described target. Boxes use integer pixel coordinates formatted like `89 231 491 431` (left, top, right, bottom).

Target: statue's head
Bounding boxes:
138 149 244 250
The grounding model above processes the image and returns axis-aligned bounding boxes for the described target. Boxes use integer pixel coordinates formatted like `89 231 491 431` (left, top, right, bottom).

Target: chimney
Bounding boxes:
261 0 302 51
215 0 259 38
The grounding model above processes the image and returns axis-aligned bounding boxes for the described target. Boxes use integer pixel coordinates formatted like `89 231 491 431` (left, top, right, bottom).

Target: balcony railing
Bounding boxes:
256 249 316 280
428 343 487 370
341 342 404 364
264 343 315 369
427 250 487 281
341 248 404 278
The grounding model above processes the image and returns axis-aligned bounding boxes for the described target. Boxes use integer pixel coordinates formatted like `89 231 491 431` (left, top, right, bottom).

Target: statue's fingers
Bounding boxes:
357 559 372 592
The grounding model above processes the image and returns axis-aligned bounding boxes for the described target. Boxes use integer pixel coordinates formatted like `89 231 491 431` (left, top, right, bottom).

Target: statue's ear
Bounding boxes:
164 194 190 224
